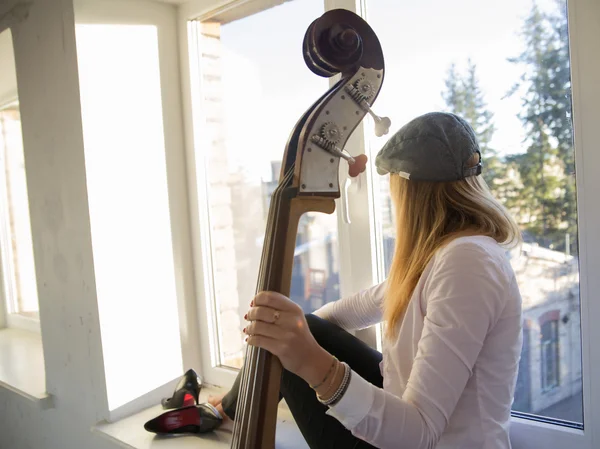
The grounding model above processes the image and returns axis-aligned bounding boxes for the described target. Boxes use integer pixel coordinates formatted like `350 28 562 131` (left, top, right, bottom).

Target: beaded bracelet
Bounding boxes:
310 356 337 389
317 362 352 407
329 363 351 406
329 368 351 406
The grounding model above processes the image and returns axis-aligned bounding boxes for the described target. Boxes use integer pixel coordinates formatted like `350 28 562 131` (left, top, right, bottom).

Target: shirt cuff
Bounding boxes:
325 369 375 430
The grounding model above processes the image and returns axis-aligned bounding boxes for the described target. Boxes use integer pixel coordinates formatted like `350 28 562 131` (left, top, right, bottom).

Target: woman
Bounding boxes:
210 112 523 449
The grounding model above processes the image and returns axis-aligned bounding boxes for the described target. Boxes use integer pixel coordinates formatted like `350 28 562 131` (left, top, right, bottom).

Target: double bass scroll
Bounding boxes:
231 9 387 449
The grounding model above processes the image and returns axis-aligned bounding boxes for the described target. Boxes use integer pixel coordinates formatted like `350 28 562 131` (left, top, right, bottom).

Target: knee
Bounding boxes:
305 313 338 346
305 313 324 333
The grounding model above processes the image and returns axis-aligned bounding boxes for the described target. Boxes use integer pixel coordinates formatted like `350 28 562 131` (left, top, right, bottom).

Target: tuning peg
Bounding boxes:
359 101 390 136
367 110 391 137
348 154 368 177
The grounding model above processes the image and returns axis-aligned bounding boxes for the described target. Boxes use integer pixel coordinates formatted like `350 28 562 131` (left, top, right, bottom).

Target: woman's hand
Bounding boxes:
245 291 332 386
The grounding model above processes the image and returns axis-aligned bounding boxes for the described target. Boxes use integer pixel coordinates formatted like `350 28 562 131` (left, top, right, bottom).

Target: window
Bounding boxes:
195 0 339 370
185 0 600 447
0 28 40 332
0 0 598 448
513 320 532 412
541 318 560 392
366 0 582 428
0 103 39 319
76 24 182 413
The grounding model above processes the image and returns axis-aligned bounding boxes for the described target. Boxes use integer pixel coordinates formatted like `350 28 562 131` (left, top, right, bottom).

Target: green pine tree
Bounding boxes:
442 63 465 114
507 2 576 254
441 60 505 198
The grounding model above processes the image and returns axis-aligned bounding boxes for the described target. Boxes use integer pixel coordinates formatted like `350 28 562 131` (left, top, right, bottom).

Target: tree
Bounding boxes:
507 2 576 254
441 60 505 197
442 63 465 114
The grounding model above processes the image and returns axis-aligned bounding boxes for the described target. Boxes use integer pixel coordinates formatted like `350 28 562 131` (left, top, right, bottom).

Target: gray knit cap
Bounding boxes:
374 112 482 182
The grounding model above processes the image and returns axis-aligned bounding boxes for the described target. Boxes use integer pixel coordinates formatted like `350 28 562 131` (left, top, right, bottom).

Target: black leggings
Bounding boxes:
221 314 381 449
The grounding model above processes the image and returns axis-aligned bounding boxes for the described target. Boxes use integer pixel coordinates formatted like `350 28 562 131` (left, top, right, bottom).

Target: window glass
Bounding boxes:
0 29 39 321
367 0 582 425
198 0 340 369
76 24 182 410
0 103 39 319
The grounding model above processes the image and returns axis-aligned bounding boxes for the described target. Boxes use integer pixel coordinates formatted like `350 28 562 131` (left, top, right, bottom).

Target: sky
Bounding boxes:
216 0 566 183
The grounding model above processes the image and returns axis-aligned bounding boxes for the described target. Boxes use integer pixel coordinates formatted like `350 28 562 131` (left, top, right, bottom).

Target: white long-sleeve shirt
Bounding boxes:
313 235 523 449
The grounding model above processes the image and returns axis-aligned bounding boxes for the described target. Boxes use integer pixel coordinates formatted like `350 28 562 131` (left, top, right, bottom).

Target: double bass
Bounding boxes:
231 9 388 448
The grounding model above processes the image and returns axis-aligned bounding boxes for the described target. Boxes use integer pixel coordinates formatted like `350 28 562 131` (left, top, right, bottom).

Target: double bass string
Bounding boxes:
234 165 295 446
233 182 275 444
234 184 276 444
247 166 295 445
245 165 295 446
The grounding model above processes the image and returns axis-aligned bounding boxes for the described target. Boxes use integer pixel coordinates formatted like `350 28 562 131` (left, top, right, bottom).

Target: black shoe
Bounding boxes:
161 368 202 410
144 403 222 434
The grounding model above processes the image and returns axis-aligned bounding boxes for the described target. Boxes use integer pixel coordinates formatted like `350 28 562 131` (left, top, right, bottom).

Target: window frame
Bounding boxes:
180 0 600 447
0 28 40 333
558 1 600 447
181 0 378 386
182 14 237 389
0 95 40 334
71 1 202 422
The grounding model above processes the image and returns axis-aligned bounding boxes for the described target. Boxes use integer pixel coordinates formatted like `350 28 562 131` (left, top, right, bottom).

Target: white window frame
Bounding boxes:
71 1 202 422
0 29 40 333
179 0 377 387
0 96 40 334
180 0 600 447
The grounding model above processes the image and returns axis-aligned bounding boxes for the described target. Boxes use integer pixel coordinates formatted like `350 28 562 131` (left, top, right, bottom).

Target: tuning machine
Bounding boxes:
345 81 391 137
309 133 368 179
310 134 355 164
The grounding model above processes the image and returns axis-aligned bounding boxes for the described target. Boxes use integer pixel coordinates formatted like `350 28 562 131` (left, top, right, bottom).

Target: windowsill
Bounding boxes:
6 312 41 333
93 384 309 449
0 328 53 408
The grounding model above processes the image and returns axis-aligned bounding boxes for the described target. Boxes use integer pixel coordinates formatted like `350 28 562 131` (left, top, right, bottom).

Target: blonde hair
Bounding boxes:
384 154 521 338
